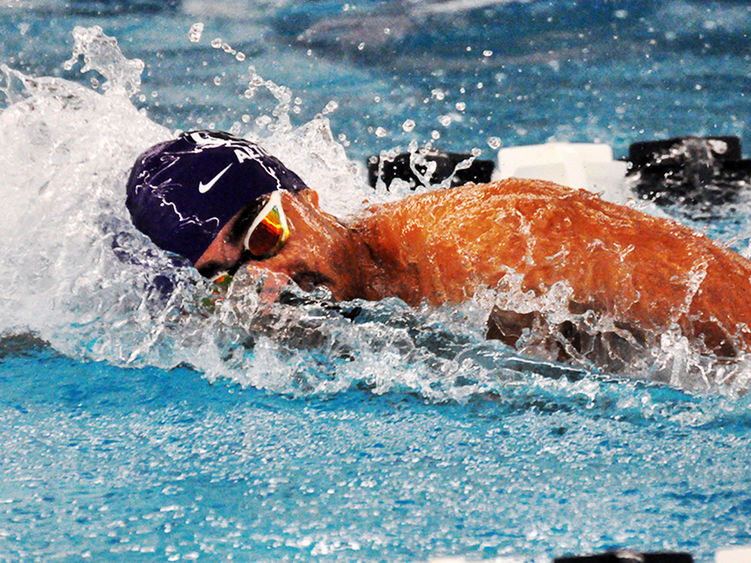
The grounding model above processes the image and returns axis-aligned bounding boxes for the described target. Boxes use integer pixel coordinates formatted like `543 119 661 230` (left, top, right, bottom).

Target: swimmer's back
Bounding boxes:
356 179 751 354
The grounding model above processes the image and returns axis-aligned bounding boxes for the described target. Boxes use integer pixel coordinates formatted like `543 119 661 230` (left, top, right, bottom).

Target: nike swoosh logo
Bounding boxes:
198 163 233 193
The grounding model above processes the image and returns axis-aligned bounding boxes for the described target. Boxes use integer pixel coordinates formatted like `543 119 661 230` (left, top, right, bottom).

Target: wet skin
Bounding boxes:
195 179 751 361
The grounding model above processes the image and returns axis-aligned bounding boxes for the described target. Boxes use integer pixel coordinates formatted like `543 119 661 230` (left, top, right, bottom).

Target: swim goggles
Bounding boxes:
242 190 290 260
201 190 290 283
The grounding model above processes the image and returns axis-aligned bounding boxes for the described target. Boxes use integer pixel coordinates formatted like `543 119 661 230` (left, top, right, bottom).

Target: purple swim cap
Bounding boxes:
126 130 308 264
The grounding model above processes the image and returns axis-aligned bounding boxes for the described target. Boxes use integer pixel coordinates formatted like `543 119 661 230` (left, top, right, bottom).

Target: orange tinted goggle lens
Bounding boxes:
245 204 289 257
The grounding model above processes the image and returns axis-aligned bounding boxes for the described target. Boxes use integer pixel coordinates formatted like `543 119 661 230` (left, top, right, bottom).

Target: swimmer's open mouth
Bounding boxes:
291 270 333 292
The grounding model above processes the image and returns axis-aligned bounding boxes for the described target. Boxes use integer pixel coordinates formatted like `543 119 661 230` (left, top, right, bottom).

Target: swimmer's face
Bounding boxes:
195 190 361 300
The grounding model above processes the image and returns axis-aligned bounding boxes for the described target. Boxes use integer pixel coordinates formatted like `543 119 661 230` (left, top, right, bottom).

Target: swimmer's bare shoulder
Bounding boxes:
355 178 751 357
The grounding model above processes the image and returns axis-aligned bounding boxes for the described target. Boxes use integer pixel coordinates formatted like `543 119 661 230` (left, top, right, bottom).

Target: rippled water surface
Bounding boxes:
1 1 751 561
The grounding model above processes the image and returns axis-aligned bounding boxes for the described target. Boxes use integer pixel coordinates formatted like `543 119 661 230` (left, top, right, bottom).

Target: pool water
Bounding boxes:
1 1 751 561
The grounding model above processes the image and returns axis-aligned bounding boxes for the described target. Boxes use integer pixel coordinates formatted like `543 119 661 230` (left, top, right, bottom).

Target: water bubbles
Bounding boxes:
241 114 250 123
213 76 222 86
188 22 204 43
431 88 445 101
439 115 452 127
487 137 502 150
357 42 365 51
210 38 222 49
255 115 272 128
402 119 415 133
614 9 628 19
471 147 482 157
455 102 466 111
483 49 493 57
375 127 388 138
431 130 441 140
322 100 339 115
235 52 246 62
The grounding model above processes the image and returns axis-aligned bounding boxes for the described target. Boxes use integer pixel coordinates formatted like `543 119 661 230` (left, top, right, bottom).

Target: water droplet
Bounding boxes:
483 49 493 57
241 114 250 123
431 130 441 140
471 148 482 157
235 52 246 62
213 76 222 86
188 22 204 43
402 119 416 133
455 102 466 111
487 137 502 150
375 127 387 138
210 38 222 49
431 88 445 101
322 100 339 115
439 115 452 127
357 42 365 51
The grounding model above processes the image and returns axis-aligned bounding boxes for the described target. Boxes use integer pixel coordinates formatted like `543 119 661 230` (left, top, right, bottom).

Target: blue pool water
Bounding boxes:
2 1 751 561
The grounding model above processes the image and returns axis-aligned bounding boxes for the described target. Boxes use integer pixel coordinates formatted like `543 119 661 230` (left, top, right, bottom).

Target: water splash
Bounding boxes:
63 25 144 97
0 25 749 399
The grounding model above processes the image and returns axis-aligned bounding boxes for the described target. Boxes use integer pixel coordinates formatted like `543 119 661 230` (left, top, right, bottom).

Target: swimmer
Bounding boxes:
126 130 751 368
